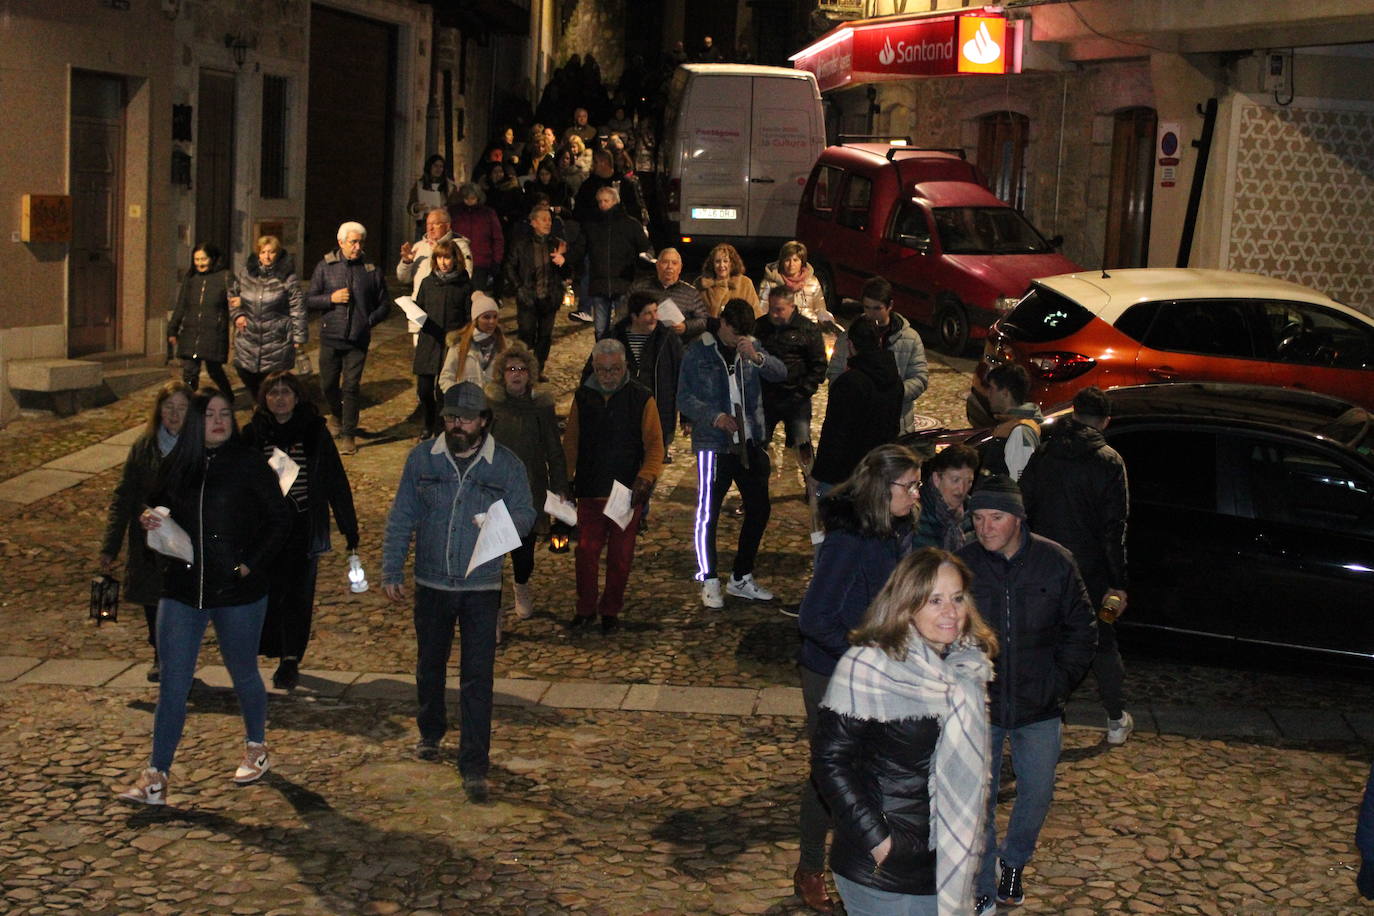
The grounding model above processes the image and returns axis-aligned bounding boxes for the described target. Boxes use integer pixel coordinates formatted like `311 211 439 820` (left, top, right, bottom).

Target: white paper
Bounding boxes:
465 499 524 575
395 295 427 325
603 480 635 531
655 297 686 327
146 506 194 563
544 491 579 527
267 447 299 497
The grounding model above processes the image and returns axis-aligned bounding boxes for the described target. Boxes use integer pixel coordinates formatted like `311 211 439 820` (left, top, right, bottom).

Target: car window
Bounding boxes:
1142 300 1259 359
932 207 1051 254
1109 428 1217 512
887 201 930 245
1233 436 1374 536
808 165 843 215
1114 302 1158 343
1254 300 1374 370
1002 287 1095 343
835 174 872 231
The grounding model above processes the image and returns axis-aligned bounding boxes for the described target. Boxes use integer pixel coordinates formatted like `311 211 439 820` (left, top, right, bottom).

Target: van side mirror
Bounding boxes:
898 234 931 254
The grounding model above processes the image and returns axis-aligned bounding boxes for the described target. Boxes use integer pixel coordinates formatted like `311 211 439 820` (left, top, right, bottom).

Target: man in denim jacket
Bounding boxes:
382 382 535 803
677 299 786 609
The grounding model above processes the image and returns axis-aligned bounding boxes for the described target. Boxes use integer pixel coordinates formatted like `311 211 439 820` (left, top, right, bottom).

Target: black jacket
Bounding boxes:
812 708 941 895
571 379 654 499
588 317 683 447
413 269 472 375
151 440 291 609
305 249 389 348
170 267 233 362
573 172 643 225
812 350 903 486
957 531 1097 729
753 310 827 411
101 434 168 607
241 410 359 557
1019 418 1129 603
504 233 570 312
579 205 650 297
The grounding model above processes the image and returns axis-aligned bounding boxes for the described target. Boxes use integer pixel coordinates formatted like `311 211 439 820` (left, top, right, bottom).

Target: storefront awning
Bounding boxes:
791 7 1022 93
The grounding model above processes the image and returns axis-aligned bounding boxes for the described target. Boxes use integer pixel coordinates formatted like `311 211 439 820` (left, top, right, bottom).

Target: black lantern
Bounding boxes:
90 575 121 625
547 520 571 553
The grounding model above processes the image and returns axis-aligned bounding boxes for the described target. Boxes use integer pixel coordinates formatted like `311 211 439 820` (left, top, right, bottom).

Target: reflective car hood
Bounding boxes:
944 253 1081 298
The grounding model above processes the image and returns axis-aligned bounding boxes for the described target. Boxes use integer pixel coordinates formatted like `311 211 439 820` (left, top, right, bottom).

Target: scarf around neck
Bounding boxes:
822 633 993 916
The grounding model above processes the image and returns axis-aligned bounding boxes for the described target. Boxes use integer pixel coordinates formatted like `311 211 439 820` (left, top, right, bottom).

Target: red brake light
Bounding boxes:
1027 352 1096 381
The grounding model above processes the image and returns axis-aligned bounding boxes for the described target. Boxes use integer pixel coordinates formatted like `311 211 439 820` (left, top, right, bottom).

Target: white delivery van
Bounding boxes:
658 64 825 246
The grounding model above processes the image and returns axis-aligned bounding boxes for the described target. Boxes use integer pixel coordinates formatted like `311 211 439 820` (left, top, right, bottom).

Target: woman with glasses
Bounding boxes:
791 443 924 913
485 342 568 632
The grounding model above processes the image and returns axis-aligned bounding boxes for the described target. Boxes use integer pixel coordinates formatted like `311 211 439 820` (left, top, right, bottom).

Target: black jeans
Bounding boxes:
318 344 368 436
413 585 500 778
692 445 772 581
416 373 439 435
260 511 318 660
510 533 536 586
182 358 233 401
517 298 557 371
236 367 270 403
798 664 832 872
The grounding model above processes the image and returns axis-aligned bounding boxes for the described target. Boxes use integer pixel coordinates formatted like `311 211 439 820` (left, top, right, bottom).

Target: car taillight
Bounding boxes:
1027 352 1096 381
666 178 681 212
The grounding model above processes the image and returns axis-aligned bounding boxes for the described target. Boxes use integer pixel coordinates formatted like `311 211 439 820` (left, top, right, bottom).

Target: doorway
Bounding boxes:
69 70 125 357
305 4 397 265
1103 107 1156 269
195 69 237 257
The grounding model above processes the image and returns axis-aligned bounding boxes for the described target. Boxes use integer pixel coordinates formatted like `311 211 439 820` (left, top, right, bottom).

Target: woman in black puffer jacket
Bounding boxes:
231 235 306 400
115 387 290 808
169 244 234 401
812 549 998 916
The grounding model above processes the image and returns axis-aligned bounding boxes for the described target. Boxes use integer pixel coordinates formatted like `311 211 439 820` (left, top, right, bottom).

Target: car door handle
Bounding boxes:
1147 366 1178 380
749 177 775 183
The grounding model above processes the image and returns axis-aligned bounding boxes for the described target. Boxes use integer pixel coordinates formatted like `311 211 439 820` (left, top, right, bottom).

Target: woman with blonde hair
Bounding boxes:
439 292 506 391
758 240 832 324
231 234 306 401
695 243 759 317
812 547 998 916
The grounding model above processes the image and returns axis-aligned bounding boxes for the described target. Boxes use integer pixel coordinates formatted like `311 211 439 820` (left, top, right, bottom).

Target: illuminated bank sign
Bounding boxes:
792 11 1015 92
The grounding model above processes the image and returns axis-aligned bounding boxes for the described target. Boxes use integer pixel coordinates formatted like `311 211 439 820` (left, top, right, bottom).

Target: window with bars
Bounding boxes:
976 111 1028 211
260 75 289 199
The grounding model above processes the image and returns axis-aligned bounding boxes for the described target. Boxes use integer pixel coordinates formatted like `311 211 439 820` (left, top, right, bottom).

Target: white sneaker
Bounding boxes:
726 574 773 601
700 578 724 609
116 767 168 806
513 582 534 620
1107 711 1135 746
233 742 271 784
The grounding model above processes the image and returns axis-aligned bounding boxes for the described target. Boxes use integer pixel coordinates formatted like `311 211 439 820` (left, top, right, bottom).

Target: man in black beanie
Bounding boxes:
957 474 1096 914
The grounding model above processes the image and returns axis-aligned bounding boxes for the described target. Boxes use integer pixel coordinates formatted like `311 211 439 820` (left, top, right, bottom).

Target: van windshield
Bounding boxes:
933 207 1052 255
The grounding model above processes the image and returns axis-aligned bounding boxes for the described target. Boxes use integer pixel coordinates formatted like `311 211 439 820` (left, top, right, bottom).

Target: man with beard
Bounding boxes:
382 381 535 804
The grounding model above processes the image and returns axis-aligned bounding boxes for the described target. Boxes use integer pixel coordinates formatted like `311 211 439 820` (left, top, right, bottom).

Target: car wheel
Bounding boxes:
935 300 970 354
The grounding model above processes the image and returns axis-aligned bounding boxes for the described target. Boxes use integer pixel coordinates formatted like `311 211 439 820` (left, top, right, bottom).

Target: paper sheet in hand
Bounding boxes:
395 295 427 325
146 507 194 563
466 499 524 575
267 447 299 497
655 297 686 327
604 480 635 531
544 492 579 527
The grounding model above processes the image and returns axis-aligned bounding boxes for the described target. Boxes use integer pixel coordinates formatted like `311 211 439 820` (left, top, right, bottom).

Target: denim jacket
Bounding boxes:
677 332 786 453
382 433 535 591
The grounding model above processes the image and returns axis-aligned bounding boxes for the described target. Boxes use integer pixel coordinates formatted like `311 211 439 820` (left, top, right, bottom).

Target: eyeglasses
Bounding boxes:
890 479 921 497
505 365 530 374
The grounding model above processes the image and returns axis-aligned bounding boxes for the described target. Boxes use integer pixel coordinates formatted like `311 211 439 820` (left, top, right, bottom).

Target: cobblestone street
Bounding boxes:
2 307 1372 915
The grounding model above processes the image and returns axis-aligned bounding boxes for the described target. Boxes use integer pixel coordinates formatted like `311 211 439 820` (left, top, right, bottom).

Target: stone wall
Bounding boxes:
556 0 625 85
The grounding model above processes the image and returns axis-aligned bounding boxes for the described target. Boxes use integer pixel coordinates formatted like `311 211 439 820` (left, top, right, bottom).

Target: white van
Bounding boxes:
659 64 825 246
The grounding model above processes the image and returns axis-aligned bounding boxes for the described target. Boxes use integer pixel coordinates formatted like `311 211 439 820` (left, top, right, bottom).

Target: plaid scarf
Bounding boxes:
821 632 993 915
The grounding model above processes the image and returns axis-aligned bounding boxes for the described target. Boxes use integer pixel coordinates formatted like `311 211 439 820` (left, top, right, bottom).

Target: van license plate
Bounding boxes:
691 207 738 220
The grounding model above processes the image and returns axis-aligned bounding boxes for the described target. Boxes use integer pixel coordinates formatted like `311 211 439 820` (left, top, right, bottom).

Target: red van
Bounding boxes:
796 143 1079 352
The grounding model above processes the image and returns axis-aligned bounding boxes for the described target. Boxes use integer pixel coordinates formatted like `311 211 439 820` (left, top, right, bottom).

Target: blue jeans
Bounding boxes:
585 293 621 340
834 875 937 916
413 585 500 778
978 717 1063 898
151 596 269 773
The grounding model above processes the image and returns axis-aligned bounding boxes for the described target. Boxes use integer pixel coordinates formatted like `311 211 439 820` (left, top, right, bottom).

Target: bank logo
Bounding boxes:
879 36 895 66
962 21 1000 66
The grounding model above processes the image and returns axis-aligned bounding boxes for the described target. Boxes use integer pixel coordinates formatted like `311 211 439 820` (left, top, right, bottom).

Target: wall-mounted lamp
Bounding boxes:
224 33 255 68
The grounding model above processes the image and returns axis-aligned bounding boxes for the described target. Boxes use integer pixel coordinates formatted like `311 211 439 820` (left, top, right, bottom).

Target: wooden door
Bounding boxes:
69 71 125 356
1103 107 1156 269
195 69 237 256
976 111 1028 210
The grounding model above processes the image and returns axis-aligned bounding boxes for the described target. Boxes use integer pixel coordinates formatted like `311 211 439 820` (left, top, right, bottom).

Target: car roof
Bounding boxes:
913 181 1006 207
1033 268 1366 325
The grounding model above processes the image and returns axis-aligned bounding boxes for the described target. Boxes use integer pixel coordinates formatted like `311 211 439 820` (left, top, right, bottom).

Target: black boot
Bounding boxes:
146 649 160 683
272 657 299 690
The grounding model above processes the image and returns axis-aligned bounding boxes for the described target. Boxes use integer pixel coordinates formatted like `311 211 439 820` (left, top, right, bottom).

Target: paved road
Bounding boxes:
1 303 1371 914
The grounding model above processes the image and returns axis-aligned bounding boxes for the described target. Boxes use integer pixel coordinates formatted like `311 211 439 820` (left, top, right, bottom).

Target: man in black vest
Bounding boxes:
562 339 664 634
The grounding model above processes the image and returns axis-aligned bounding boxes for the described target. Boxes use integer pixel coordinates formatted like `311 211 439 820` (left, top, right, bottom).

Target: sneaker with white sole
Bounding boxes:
117 767 168 805
700 578 724 609
233 742 271 784
726 574 773 601
1106 711 1135 746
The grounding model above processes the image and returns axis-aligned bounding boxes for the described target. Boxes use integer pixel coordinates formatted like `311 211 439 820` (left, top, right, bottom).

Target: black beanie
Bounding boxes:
968 473 1026 519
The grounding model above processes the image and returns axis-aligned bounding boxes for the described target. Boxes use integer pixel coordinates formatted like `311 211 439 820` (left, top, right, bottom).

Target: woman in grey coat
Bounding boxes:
231 235 306 400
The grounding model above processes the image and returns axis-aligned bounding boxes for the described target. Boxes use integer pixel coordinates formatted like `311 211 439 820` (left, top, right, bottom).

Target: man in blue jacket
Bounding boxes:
677 298 786 609
306 221 390 454
382 382 535 803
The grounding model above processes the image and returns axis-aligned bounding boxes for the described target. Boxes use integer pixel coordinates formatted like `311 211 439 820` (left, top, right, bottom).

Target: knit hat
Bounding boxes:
471 292 499 318
968 474 1026 519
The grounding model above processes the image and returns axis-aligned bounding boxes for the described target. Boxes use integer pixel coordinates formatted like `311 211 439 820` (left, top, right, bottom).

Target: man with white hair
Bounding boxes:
630 247 708 340
579 184 651 339
306 221 390 455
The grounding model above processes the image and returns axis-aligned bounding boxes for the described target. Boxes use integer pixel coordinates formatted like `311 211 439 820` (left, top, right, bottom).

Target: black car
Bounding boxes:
912 383 1374 661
